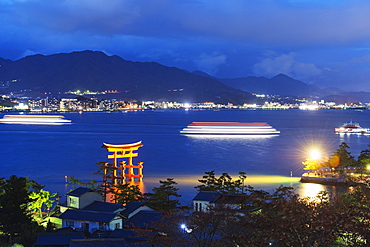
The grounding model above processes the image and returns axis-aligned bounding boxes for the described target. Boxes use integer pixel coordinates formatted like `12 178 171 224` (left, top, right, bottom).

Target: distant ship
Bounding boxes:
0 115 72 125
334 121 370 135
180 122 280 135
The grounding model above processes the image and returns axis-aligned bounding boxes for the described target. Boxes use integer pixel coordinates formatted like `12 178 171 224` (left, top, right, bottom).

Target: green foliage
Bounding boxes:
334 142 356 170
28 189 57 221
195 170 252 194
66 176 99 190
147 186 370 247
357 144 370 174
302 157 321 171
92 162 116 201
112 183 144 205
0 175 44 246
144 178 181 211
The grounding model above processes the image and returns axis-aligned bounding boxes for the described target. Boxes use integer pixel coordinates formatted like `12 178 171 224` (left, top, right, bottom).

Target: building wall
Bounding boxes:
193 200 210 212
109 217 123 230
62 219 110 233
67 196 79 209
79 192 102 209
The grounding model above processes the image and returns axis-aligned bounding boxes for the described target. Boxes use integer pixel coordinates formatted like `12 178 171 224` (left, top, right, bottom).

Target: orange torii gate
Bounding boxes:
102 141 144 183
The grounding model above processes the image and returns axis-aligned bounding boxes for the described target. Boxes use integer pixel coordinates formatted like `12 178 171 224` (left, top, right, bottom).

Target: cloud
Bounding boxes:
4 0 370 46
21 49 38 57
253 52 322 81
194 53 227 75
2 0 370 91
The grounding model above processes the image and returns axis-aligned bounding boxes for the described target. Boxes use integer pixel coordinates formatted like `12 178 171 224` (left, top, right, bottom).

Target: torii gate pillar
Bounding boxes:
102 141 144 183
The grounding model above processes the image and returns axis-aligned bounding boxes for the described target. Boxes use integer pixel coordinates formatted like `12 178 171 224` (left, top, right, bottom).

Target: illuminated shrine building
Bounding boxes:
102 141 144 184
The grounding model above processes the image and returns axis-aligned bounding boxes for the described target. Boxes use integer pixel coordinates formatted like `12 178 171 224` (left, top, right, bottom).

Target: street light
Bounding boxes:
309 149 321 160
180 223 192 233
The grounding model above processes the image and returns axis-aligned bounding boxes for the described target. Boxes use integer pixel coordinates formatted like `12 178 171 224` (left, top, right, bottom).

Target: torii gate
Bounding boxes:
102 141 144 184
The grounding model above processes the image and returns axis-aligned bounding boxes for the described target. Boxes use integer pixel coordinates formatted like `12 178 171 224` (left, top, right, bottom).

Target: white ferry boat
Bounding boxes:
334 121 370 135
180 122 280 135
0 115 72 125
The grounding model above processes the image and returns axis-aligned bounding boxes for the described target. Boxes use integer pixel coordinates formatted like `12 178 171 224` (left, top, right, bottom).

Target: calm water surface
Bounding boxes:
1 109 369 204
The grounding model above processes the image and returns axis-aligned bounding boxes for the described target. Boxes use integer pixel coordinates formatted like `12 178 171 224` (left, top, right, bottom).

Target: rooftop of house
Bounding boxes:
67 187 94 197
124 211 162 228
70 238 129 247
192 191 222 202
90 228 148 241
193 191 251 204
120 201 147 218
83 201 123 213
59 209 119 223
34 232 85 246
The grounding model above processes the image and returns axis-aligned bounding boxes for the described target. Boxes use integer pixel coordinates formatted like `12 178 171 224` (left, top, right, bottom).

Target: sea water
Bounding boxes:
0 109 369 204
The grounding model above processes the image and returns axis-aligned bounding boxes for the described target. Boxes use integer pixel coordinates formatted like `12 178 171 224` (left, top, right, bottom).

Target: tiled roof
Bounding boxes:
59 209 118 223
34 232 85 246
215 194 250 204
70 238 128 247
67 187 93 197
83 201 123 213
192 191 221 202
124 211 162 228
120 201 145 217
193 191 251 204
90 229 146 240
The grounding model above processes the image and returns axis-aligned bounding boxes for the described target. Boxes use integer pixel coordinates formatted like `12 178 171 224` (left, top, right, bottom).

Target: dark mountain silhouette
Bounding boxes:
0 51 255 104
323 91 370 104
220 74 321 97
221 73 370 103
191 70 218 80
1 50 369 104
0 57 11 67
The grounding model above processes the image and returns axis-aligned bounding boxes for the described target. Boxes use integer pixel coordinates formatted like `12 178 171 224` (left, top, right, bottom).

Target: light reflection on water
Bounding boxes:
138 175 304 204
141 174 352 205
2 110 369 205
61 175 351 205
296 183 327 199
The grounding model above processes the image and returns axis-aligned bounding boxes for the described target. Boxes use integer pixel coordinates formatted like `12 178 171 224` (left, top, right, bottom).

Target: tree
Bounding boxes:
66 176 99 190
334 142 356 172
357 144 370 175
28 189 58 222
92 161 115 201
302 157 321 171
0 175 44 246
145 178 181 211
112 183 144 205
195 171 251 194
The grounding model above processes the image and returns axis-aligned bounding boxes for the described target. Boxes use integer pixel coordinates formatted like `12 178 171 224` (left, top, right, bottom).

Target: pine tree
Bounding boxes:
334 142 356 172
195 171 251 194
357 144 370 175
113 183 144 205
145 178 181 211
0 175 43 246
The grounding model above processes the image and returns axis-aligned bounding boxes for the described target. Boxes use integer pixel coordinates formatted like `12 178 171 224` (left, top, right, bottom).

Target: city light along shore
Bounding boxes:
180 122 280 135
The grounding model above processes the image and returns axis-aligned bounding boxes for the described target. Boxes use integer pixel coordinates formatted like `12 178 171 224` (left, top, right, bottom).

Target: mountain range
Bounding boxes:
0 51 254 104
0 50 369 104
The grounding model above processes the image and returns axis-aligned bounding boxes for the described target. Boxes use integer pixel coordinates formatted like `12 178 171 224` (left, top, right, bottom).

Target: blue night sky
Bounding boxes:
1 0 370 91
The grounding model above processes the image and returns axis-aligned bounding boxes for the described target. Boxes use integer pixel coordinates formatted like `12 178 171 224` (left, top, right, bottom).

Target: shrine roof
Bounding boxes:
102 141 143 149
